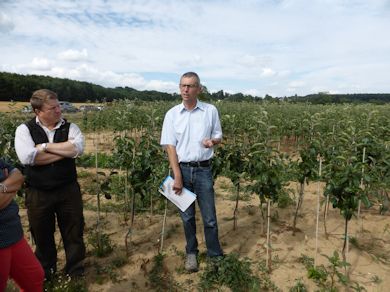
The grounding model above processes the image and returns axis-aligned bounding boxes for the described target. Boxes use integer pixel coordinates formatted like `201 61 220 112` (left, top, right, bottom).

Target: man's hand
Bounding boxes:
203 138 221 148
172 178 183 195
202 139 214 148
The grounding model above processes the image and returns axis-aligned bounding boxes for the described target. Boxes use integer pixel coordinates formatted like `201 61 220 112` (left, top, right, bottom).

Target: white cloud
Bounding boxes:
260 68 276 78
242 88 261 97
30 57 52 70
146 80 178 93
58 49 88 62
0 12 14 33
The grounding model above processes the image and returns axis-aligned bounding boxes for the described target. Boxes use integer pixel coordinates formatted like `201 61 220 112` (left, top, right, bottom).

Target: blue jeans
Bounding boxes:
178 164 223 257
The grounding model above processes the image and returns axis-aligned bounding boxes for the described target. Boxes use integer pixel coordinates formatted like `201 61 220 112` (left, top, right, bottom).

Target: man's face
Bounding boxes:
36 98 62 125
179 76 201 103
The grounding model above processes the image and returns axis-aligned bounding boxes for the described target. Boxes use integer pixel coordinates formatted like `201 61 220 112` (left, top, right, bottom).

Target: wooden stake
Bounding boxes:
357 147 366 233
314 157 322 266
160 198 168 253
266 199 271 271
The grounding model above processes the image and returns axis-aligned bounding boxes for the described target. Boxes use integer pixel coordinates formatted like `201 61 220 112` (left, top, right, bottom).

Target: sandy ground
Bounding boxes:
15 177 390 291
0 101 30 112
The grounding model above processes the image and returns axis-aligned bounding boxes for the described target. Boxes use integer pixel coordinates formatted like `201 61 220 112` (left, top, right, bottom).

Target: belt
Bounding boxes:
179 160 210 167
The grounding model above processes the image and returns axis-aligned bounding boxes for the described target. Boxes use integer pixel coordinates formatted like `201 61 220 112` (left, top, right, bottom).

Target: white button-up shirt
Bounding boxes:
160 100 222 162
15 117 84 165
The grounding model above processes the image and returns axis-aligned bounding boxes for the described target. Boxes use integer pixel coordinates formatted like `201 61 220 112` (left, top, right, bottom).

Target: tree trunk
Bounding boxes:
293 178 306 235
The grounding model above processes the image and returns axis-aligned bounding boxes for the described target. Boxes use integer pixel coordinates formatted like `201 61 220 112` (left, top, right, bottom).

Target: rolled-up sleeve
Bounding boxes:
211 106 222 140
69 123 84 157
15 124 39 165
160 111 177 147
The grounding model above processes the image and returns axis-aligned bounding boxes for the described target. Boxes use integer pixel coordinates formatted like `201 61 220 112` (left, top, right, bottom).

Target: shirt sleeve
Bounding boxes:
211 106 223 140
160 110 177 147
69 123 85 157
14 124 39 165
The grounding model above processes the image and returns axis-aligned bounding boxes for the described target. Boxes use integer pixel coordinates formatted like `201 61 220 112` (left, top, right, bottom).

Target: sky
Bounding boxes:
1 0 390 97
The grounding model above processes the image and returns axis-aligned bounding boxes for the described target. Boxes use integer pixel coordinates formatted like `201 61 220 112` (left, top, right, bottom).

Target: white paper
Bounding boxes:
159 175 196 212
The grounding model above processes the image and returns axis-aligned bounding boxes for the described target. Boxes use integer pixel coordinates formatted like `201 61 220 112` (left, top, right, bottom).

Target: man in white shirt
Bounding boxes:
160 72 223 272
14 89 85 280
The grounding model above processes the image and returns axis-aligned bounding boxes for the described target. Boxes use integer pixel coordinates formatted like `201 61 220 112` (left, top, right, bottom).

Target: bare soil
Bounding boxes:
16 177 390 291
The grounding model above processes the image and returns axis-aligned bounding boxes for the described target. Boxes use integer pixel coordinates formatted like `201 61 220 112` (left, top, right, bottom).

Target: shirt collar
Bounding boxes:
35 117 65 130
180 100 205 112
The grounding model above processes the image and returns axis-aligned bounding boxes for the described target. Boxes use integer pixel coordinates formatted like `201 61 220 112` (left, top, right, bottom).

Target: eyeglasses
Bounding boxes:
180 83 198 89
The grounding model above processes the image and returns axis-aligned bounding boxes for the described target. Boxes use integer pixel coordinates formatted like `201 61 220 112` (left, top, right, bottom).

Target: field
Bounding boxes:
1 100 390 291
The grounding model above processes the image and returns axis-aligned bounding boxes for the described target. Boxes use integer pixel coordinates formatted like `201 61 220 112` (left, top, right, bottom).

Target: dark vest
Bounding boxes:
24 118 77 190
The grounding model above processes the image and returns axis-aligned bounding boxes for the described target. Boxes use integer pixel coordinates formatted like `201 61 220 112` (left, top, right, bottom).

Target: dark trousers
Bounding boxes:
25 181 85 278
179 164 223 257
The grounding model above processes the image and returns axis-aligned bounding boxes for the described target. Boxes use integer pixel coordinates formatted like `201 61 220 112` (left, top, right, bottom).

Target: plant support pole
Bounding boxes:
159 169 170 253
357 147 366 231
266 199 271 271
159 198 168 253
314 157 322 266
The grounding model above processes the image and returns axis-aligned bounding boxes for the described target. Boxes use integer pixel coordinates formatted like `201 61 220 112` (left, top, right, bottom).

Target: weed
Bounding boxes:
258 276 281 292
169 244 185 259
199 253 261 292
350 282 368 291
289 278 308 292
87 231 114 257
92 262 120 284
257 259 269 273
5 280 18 292
349 236 360 249
277 189 294 208
256 259 282 291
43 273 87 292
298 254 314 270
370 275 382 284
111 254 128 268
149 253 181 291
300 251 367 291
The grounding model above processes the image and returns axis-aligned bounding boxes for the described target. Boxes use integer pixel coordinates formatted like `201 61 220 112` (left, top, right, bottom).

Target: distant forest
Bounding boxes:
1 71 390 104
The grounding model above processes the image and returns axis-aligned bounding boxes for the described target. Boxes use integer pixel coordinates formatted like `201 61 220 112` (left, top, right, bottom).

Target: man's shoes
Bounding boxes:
185 254 198 273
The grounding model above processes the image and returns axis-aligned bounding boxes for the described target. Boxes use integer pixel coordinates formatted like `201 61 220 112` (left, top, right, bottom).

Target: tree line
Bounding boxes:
1 71 390 104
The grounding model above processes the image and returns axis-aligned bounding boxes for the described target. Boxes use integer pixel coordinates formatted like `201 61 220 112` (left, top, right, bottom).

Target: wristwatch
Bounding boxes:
41 143 48 152
0 183 7 193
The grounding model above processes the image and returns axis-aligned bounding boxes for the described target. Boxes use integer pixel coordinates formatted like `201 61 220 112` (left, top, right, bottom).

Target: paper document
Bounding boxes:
159 176 196 212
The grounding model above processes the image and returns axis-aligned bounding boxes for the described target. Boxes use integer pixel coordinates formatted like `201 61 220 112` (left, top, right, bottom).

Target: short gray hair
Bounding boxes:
181 72 201 86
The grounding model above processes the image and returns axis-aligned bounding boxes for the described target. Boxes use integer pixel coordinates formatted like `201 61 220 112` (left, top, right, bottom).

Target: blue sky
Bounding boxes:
1 0 390 97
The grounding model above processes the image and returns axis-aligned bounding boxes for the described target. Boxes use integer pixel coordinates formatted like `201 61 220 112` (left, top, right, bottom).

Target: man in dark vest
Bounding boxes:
15 89 85 280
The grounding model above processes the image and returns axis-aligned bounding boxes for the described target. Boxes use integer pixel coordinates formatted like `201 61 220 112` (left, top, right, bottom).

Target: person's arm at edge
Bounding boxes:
165 145 183 195
0 168 24 209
